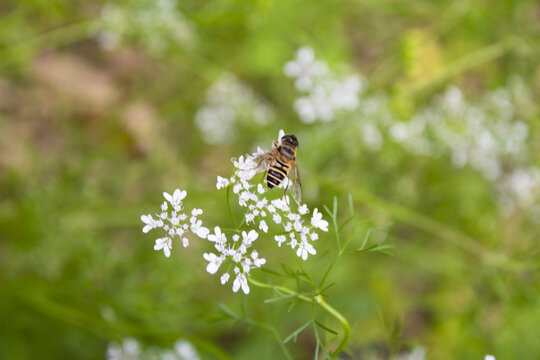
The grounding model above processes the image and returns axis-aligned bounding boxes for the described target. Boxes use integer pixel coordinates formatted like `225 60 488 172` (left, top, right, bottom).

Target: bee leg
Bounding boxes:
272 140 278 148
283 182 291 209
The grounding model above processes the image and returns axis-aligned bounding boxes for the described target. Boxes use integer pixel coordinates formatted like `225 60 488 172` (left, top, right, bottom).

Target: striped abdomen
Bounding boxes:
266 158 290 189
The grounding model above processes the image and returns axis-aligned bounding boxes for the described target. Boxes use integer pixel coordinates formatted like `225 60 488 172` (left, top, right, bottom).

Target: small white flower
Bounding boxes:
298 204 309 215
163 189 187 205
208 226 226 244
251 250 266 267
141 214 157 233
274 235 286 246
284 222 293 232
216 176 230 189
232 234 240 242
259 220 268 233
191 208 203 216
154 237 172 257
232 182 243 194
197 227 210 238
182 238 189 247
484 355 495 360
257 183 266 194
203 253 222 274
220 273 230 284
242 230 259 245
232 268 250 294
296 241 316 260
289 232 298 248
311 208 329 231
287 212 301 221
245 213 255 224
190 219 209 239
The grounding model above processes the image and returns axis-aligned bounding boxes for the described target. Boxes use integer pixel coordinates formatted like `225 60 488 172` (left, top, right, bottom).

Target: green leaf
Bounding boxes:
260 268 284 277
338 214 357 233
287 296 299 312
283 319 313 344
356 243 395 255
314 320 338 335
281 263 296 277
320 282 336 294
218 302 239 320
264 293 297 304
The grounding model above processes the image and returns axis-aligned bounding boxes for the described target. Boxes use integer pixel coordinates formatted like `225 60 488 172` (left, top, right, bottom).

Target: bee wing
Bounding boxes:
252 151 273 173
287 162 303 205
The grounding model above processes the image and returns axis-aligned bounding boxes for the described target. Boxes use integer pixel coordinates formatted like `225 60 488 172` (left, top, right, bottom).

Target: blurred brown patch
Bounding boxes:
121 101 159 155
105 48 153 79
0 123 31 175
0 79 15 110
32 52 120 113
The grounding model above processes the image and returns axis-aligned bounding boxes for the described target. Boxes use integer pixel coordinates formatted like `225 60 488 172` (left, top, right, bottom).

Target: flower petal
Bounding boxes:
207 262 219 274
163 192 173 203
241 278 250 294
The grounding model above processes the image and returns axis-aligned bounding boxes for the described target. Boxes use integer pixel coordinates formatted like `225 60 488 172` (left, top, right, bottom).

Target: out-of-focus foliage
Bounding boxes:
0 0 539 359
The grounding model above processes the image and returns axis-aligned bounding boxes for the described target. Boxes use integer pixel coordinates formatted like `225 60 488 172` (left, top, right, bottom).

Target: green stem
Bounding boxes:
226 185 237 228
248 278 350 358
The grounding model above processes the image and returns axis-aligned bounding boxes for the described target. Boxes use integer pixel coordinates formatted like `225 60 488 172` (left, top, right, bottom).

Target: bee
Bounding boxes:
254 134 302 205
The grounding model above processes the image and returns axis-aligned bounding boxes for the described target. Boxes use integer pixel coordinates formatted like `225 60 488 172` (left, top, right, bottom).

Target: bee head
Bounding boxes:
281 134 299 148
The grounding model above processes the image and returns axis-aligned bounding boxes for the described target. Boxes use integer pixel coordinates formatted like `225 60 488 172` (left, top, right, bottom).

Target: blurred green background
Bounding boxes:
0 0 539 359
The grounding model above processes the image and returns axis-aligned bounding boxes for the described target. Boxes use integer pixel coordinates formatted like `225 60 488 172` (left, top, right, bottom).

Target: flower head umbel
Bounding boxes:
141 189 209 257
207 130 329 294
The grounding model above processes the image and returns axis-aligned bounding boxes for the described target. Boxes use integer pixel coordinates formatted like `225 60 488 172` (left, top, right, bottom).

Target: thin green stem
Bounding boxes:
221 228 241 234
226 185 237 228
248 278 350 358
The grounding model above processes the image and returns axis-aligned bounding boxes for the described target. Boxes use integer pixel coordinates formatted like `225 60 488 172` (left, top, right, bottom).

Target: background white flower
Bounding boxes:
194 72 274 145
106 337 200 360
92 0 195 54
285 47 364 123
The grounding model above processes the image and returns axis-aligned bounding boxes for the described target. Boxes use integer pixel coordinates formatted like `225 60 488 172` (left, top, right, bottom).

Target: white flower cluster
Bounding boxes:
203 227 265 295
285 47 538 215
205 131 329 294
92 0 194 53
106 338 200 360
392 83 538 215
194 72 274 145
497 167 540 216
405 85 530 181
284 47 364 123
141 189 209 258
